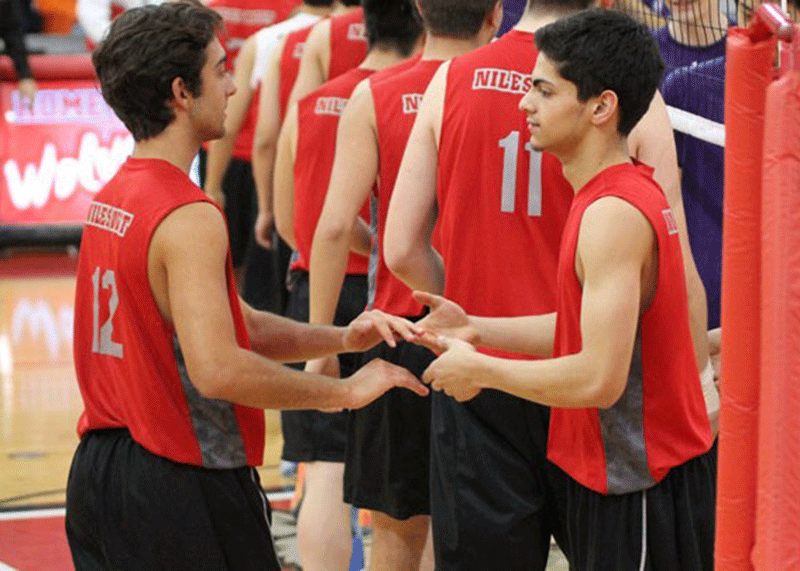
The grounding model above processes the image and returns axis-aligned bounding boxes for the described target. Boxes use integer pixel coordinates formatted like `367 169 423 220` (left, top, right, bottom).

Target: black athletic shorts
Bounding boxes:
220 157 257 269
280 271 367 463
343 336 435 520
66 429 280 571
430 390 568 571
558 443 716 571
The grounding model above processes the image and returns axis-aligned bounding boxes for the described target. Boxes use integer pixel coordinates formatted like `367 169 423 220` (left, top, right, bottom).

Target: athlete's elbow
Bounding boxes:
587 374 627 409
188 359 236 401
384 239 415 281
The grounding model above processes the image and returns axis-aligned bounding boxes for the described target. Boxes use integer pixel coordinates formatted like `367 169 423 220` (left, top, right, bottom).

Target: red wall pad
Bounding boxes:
716 26 776 571
754 27 800 571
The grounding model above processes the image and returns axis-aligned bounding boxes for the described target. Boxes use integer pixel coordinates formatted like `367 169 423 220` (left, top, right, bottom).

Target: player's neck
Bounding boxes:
421 32 487 61
514 10 574 33
131 124 199 176
360 45 411 71
332 4 359 15
560 133 632 193
300 4 334 18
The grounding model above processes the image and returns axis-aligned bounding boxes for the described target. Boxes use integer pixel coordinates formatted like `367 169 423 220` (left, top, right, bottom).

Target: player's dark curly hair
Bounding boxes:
416 0 499 38
363 0 424 56
92 0 222 141
534 8 664 135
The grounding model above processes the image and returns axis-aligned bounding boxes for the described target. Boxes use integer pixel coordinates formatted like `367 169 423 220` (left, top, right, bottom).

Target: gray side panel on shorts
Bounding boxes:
173 334 247 468
367 194 379 310
599 332 656 494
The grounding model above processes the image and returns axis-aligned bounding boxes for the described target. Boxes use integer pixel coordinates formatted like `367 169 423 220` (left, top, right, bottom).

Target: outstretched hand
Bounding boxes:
422 336 483 402
412 291 478 353
346 358 429 409
343 309 423 353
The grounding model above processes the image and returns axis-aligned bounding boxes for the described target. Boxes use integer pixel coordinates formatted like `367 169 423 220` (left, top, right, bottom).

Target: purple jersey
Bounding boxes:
662 56 725 328
497 0 526 36
654 26 726 86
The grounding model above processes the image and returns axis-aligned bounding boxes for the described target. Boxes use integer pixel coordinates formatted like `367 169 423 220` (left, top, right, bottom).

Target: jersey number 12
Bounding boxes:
498 130 542 216
91 267 124 358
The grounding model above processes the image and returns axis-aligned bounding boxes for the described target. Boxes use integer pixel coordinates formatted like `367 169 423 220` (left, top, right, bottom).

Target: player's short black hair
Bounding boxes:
363 0 424 56
415 0 498 38
305 0 336 6
341 0 361 5
92 0 222 141
534 8 664 135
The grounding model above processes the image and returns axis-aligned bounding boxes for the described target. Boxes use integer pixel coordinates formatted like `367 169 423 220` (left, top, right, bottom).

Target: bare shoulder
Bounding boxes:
152 201 228 263
578 196 654 268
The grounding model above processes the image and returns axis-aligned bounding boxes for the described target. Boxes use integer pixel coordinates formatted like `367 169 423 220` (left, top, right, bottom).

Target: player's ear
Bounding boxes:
489 0 504 30
590 90 618 129
171 76 192 111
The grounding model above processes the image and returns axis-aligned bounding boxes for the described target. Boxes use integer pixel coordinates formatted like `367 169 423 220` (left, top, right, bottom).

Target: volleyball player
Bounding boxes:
285 0 366 109
306 1 501 568
203 1 334 313
384 0 712 568
271 3 423 569
64 4 427 569
417 11 715 568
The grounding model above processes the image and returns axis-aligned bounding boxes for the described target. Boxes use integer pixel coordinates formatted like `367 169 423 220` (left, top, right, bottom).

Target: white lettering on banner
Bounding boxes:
3 131 134 211
401 93 423 114
348 23 367 41
8 88 118 125
314 97 348 116
472 68 532 95
213 7 277 26
11 299 73 360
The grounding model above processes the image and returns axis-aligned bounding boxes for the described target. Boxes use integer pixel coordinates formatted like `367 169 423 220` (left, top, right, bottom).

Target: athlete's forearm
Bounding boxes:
470 313 557 357
242 301 348 362
308 224 352 327
475 350 620 408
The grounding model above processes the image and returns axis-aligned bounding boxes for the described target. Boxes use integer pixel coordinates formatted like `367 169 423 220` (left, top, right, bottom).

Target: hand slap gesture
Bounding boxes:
343 310 423 353
412 291 478 353
422 336 483 402
346 358 429 409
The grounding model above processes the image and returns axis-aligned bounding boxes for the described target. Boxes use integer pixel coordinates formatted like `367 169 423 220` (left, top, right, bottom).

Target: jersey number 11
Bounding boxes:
498 130 542 216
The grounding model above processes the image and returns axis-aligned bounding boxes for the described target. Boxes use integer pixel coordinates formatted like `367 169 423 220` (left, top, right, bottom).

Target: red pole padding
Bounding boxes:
754 29 800 571
716 27 776 571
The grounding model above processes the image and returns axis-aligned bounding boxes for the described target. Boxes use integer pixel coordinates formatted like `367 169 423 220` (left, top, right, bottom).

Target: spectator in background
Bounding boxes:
77 0 160 46
653 0 728 83
1 0 37 108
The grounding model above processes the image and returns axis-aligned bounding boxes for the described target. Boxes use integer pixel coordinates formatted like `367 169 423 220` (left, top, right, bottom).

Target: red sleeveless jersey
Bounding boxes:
73 158 264 468
370 59 443 316
328 8 368 80
293 67 373 273
209 0 301 160
548 162 712 495
279 25 315 121
209 0 300 56
437 30 573 357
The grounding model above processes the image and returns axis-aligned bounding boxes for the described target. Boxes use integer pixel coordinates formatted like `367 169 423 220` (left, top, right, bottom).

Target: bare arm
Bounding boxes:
629 90 709 371
204 37 257 205
149 202 426 410
273 103 299 249
423 198 653 407
286 19 330 112
413 290 557 358
384 62 448 295
252 38 284 249
308 80 378 328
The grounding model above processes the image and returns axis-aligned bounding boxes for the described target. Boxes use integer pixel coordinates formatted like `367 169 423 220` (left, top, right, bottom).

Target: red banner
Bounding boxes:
0 79 133 225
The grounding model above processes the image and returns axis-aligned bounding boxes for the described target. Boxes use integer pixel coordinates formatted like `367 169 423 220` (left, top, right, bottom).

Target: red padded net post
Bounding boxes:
716 21 776 571
754 18 800 571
